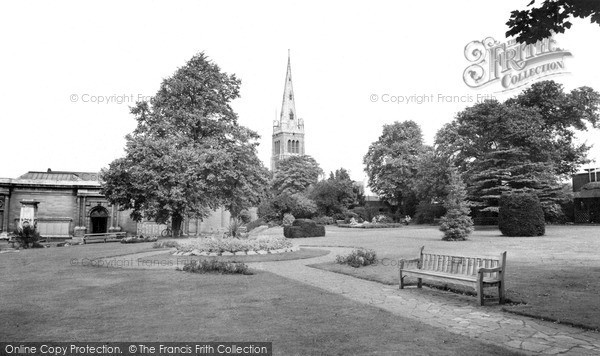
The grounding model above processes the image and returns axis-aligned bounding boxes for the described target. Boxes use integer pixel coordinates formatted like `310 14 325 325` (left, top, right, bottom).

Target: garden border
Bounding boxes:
172 245 300 257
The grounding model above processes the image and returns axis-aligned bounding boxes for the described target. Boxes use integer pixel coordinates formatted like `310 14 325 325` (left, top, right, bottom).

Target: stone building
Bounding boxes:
0 170 232 239
271 50 305 171
573 169 600 223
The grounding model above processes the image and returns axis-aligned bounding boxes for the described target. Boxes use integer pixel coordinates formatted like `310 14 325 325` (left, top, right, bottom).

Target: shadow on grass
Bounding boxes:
0 244 520 355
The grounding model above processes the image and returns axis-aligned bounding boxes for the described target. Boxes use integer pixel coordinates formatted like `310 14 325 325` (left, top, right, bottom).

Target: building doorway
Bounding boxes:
90 207 109 233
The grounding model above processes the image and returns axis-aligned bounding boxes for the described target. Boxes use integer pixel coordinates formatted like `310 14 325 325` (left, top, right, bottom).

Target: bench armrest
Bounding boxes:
477 266 503 273
399 258 420 263
399 258 421 269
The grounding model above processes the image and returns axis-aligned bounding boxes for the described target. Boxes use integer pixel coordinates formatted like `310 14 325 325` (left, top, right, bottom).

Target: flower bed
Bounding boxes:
172 235 296 256
121 236 158 244
337 223 405 229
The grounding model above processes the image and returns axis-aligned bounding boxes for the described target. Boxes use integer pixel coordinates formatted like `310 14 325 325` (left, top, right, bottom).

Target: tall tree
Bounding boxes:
364 120 425 215
271 155 323 196
439 169 474 241
413 148 452 204
309 168 359 216
435 81 599 218
506 0 600 44
102 53 269 236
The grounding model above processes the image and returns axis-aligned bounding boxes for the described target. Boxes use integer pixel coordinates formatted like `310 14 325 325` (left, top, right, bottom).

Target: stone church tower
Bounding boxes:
271 50 305 171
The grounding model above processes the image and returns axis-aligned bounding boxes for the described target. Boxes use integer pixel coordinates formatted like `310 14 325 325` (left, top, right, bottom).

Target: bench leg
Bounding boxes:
498 281 505 305
399 270 404 289
477 275 484 306
417 278 422 288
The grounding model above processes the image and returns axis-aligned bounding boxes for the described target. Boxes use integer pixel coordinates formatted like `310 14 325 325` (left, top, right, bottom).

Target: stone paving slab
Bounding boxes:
248 247 600 356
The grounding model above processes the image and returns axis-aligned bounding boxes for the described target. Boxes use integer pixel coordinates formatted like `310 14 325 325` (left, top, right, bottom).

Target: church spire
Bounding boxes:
271 50 305 171
280 49 297 123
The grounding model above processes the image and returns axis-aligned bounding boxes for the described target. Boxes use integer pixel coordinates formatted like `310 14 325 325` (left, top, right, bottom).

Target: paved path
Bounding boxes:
248 246 600 356
99 244 600 355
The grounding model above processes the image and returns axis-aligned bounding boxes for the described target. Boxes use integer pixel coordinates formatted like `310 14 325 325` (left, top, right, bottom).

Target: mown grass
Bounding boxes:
305 225 600 331
0 242 519 355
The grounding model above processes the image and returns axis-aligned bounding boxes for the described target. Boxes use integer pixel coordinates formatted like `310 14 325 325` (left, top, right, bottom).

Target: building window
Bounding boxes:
287 140 292 152
289 110 294 121
289 93 293 100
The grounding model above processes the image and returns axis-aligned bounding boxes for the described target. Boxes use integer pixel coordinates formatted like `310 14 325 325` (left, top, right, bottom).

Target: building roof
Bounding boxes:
19 172 82 181
574 182 600 199
0 170 101 188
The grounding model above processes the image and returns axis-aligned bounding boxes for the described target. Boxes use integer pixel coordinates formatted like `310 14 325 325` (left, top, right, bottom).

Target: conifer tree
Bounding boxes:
440 169 474 241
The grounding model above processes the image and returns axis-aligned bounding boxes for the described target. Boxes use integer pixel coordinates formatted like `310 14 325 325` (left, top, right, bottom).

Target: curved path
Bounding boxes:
248 246 600 356
98 243 600 355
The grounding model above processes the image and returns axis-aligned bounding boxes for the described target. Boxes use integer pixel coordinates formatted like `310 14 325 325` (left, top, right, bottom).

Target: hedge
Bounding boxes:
498 192 545 237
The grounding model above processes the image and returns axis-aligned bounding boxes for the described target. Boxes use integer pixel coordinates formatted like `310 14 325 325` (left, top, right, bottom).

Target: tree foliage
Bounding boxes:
309 168 360 216
102 53 269 235
507 0 600 44
435 81 599 218
271 155 323 196
439 169 474 241
364 120 425 215
498 192 546 236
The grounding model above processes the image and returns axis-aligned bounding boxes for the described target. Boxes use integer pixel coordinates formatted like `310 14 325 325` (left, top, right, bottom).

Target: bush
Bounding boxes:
372 214 394 224
180 260 252 275
283 219 326 238
335 249 377 268
439 213 474 241
14 223 42 248
312 216 335 225
226 218 244 238
121 236 158 243
351 206 380 222
414 202 445 224
238 209 252 224
289 194 318 218
257 200 279 222
245 218 265 232
343 211 360 223
498 192 545 236
338 222 404 229
153 240 181 249
542 202 567 224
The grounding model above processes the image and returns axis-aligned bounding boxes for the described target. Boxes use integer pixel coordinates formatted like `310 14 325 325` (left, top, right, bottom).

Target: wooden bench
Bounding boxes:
83 232 126 244
399 246 507 306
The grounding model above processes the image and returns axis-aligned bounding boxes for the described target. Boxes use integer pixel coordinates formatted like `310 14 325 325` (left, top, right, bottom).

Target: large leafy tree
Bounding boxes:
413 148 452 204
507 0 600 44
435 81 599 218
102 53 269 235
364 120 425 215
309 168 360 216
271 155 323 196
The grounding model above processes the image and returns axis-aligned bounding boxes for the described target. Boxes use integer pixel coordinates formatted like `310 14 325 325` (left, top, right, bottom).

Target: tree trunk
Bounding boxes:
171 213 183 237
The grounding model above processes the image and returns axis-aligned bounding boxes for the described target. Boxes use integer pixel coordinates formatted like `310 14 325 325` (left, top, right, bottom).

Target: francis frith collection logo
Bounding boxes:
463 36 572 92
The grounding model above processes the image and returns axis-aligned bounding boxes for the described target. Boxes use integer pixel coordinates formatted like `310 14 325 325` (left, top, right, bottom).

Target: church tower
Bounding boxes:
271 50 305 171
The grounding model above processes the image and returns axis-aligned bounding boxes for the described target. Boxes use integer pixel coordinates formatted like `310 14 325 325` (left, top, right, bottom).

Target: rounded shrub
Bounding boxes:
498 192 545 237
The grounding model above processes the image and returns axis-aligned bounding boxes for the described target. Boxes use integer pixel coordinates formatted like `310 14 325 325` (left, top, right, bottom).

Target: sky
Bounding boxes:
1 1 599 186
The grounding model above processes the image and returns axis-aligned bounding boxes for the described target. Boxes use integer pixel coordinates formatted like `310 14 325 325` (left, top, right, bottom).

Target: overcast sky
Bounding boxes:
1 1 599 185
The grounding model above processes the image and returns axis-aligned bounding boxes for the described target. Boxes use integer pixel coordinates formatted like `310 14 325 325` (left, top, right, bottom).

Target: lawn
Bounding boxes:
0 241 520 355
305 225 600 331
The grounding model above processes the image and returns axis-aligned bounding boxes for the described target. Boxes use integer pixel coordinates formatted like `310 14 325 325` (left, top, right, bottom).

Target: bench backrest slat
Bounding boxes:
419 251 503 278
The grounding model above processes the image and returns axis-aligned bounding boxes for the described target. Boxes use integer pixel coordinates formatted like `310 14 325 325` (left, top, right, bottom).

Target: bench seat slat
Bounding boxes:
401 269 501 284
